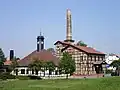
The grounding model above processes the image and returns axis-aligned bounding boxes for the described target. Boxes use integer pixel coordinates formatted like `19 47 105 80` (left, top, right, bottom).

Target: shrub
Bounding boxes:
0 72 16 80
28 75 42 80
16 76 30 80
111 72 119 76
16 75 42 80
105 69 112 74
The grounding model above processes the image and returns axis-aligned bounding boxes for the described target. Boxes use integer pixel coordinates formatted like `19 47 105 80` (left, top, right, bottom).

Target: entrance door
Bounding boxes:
94 64 102 74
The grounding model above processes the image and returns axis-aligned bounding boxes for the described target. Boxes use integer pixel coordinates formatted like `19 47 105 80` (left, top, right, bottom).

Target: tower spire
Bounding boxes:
40 29 42 36
64 9 74 42
40 31 41 36
37 30 45 52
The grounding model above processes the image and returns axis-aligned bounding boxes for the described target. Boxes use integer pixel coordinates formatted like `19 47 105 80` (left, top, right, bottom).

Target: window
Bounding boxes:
101 57 104 60
59 70 62 74
98 56 100 61
55 70 58 75
32 69 34 74
80 56 83 61
92 66 94 71
35 70 38 75
26 69 29 74
94 56 96 61
21 69 25 74
90 56 92 61
49 70 52 75
56 46 59 48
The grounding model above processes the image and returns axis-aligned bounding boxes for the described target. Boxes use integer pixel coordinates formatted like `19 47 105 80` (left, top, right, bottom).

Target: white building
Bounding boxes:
105 54 120 70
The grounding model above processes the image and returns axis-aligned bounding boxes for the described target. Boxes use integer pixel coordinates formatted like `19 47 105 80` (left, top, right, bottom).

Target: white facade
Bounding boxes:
11 67 67 77
105 54 120 70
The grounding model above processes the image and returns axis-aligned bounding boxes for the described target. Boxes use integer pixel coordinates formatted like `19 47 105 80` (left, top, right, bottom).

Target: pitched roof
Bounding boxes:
54 41 105 55
18 49 59 66
4 60 12 65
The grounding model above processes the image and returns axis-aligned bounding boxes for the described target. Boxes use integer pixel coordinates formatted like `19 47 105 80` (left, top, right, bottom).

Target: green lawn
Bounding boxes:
0 77 120 90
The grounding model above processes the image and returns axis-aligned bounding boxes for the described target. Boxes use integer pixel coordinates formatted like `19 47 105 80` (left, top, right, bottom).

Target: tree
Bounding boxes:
76 41 87 47
46 61 55 78
10 57 18 69
0 48 5 66
60 52 76 79
8 57 18 74
41 61 47 77
28 59 43 76
110 59 120 76
47 48 55 53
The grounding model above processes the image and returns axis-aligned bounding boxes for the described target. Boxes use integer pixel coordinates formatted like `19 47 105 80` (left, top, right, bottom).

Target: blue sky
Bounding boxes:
0 0 120 58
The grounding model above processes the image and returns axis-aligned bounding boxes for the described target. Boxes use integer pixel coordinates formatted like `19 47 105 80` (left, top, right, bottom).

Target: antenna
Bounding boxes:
40 28 42 36
40 31 41 36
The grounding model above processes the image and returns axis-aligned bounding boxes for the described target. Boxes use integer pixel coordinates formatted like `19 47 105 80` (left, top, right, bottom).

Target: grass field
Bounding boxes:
0 77 120 90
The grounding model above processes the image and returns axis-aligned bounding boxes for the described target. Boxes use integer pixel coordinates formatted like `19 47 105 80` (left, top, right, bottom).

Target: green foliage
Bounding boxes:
11 57 18 68
0 48 5 66
47 48 55 52
0 72 16 80
60 52 76 79
76 40 87 47
111 72 119 76
46 61 55 76
110 59 120 75
16 76 30 80
28 75 42 80
110 59 120 68
16 76 42 80
105 69 112 74
8 57 18 73
28 60 43 71
28 58 55 77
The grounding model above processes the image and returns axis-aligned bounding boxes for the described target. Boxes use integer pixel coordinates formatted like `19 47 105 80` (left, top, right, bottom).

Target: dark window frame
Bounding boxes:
26 69 29 74
80 56 83 61
94 56 96 61
21 69 25 74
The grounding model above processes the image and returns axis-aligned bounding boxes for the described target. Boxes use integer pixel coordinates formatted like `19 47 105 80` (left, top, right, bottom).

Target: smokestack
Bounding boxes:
10 50 14 60
64 9 74 42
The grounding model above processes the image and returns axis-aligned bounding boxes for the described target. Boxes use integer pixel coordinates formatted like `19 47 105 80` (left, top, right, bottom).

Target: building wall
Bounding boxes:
105 55 119 70
11 67 67 77
55 43 67 58
55 43 105 75
106 55 119 65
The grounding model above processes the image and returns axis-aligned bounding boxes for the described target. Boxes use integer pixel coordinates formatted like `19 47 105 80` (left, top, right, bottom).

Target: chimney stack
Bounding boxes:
10 50 14 60
64 9 74 42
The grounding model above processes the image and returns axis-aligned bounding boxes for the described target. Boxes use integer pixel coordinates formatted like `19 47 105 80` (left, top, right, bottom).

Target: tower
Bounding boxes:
64 9 74 42
37 32 44 52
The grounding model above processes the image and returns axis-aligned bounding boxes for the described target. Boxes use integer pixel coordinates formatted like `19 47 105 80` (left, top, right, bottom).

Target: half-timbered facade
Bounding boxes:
54 41 106 75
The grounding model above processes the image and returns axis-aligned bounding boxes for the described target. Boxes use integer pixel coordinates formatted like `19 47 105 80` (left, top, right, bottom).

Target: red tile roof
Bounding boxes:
54 41 105 55
18 49 59 66
4 60 12 65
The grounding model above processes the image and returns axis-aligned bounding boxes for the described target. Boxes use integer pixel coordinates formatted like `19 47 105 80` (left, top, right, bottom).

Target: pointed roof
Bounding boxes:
54 41 105 55
18 49 59 66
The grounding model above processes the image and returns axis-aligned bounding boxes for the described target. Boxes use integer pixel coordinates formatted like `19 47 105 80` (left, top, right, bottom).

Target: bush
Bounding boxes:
28 75 42 80
0 72 16 80
111 72 119 76
16 76 30 80
16 75 42 80
106 69 112 74
0 75 7 80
